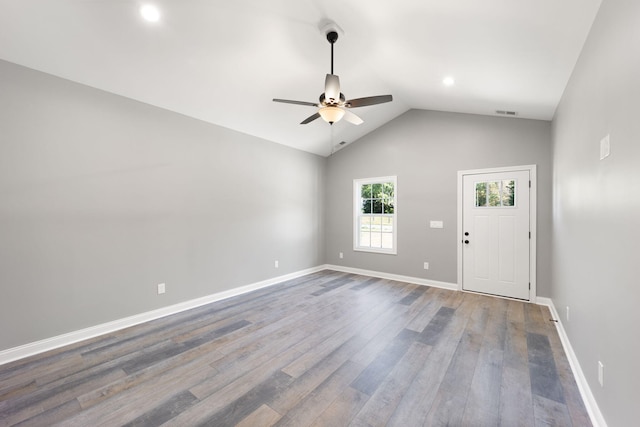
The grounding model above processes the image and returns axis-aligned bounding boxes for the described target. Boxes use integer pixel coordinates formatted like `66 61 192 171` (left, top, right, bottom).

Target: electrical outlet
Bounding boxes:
566 306 570 322
339 252 344 259
598 361 604 387
157 283 165 294
423 262 429 270
274 260 279 268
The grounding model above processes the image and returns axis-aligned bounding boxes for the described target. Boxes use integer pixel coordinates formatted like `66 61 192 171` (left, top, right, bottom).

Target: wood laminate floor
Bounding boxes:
0 270 591 426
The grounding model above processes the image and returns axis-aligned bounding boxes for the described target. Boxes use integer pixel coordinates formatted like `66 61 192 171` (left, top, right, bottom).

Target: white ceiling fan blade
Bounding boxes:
343 110 363 125
324 74 341 103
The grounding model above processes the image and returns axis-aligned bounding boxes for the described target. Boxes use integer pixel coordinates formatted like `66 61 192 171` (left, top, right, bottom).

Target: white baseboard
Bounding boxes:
0 265 325 366
536 298 608 427
324 264 458 291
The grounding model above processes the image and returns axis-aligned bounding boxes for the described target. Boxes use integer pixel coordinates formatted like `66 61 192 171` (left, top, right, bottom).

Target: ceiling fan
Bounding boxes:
273 29 393 125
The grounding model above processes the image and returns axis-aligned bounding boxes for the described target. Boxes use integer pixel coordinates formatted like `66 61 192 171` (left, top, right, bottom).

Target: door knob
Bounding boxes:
464 232 469 236
464 240 469 244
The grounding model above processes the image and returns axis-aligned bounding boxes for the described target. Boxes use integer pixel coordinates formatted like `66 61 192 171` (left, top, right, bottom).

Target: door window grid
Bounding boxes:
475 180 516 207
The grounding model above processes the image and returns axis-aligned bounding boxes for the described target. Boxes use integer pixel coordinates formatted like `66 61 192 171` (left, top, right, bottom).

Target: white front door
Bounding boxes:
461 169 531 300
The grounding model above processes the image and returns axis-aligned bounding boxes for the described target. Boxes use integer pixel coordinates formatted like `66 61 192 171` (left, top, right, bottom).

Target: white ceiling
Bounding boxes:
0 0 602 156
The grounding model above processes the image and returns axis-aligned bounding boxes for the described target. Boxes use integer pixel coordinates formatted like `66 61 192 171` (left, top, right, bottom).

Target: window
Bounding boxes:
354 176 397 254
475 179 516 207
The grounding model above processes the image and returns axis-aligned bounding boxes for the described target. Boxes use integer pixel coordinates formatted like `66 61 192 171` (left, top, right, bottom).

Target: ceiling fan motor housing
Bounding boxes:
319 92 345 106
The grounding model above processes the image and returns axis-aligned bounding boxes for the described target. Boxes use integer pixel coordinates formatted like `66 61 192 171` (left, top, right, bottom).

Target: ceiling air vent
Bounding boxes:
496 110 518 116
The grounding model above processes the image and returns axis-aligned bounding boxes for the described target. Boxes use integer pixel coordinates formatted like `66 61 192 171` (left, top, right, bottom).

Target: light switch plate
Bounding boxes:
430 220 444 229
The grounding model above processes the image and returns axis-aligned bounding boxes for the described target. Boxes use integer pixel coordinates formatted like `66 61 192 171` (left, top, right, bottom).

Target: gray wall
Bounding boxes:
0 60 326 352
551 0 640 425
325 109 553 295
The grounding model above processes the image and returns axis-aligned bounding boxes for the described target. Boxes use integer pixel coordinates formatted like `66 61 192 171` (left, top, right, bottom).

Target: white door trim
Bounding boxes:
457 165 537 302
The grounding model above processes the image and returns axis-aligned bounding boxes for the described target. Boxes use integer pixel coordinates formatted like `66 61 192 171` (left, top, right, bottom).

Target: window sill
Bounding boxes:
353 247 397 255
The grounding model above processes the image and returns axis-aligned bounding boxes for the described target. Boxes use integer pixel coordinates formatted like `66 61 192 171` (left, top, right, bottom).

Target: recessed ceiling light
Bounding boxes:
443 76 455 87
140 4 161 22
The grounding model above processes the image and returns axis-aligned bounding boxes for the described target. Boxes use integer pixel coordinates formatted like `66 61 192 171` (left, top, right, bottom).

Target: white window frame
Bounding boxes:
353 176 397 255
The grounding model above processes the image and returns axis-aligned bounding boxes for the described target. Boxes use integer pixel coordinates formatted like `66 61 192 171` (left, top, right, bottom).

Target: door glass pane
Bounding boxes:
502 180 515 206
488 181 501 206
476 182 487 207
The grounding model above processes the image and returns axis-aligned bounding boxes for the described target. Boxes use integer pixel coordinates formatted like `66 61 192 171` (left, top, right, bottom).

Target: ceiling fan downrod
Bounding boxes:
327 30 338 75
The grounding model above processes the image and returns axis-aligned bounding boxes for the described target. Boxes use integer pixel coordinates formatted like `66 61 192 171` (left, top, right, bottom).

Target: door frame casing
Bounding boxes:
457 165 537 302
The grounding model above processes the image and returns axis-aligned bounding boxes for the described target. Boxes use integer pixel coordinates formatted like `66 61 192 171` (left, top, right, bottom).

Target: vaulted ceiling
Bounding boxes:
0 0 602 156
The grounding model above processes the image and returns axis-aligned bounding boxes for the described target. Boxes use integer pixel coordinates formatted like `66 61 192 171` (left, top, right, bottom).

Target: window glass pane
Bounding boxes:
359 232 370 247
361 199 373 214
476 182 487 207
359 216 370 231
488 181 501 207
370 216 382 232
359 216 371 248
361 184 372 198
502 180 515 206
372 199 383 214
383 182 394 197
383 195 394 213
370 231 382 248
372 183 383 197
381 233 393 249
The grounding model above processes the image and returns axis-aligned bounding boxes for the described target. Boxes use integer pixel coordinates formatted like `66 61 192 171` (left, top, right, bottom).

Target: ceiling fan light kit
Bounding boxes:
273 22 392 126
319 106 345 124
